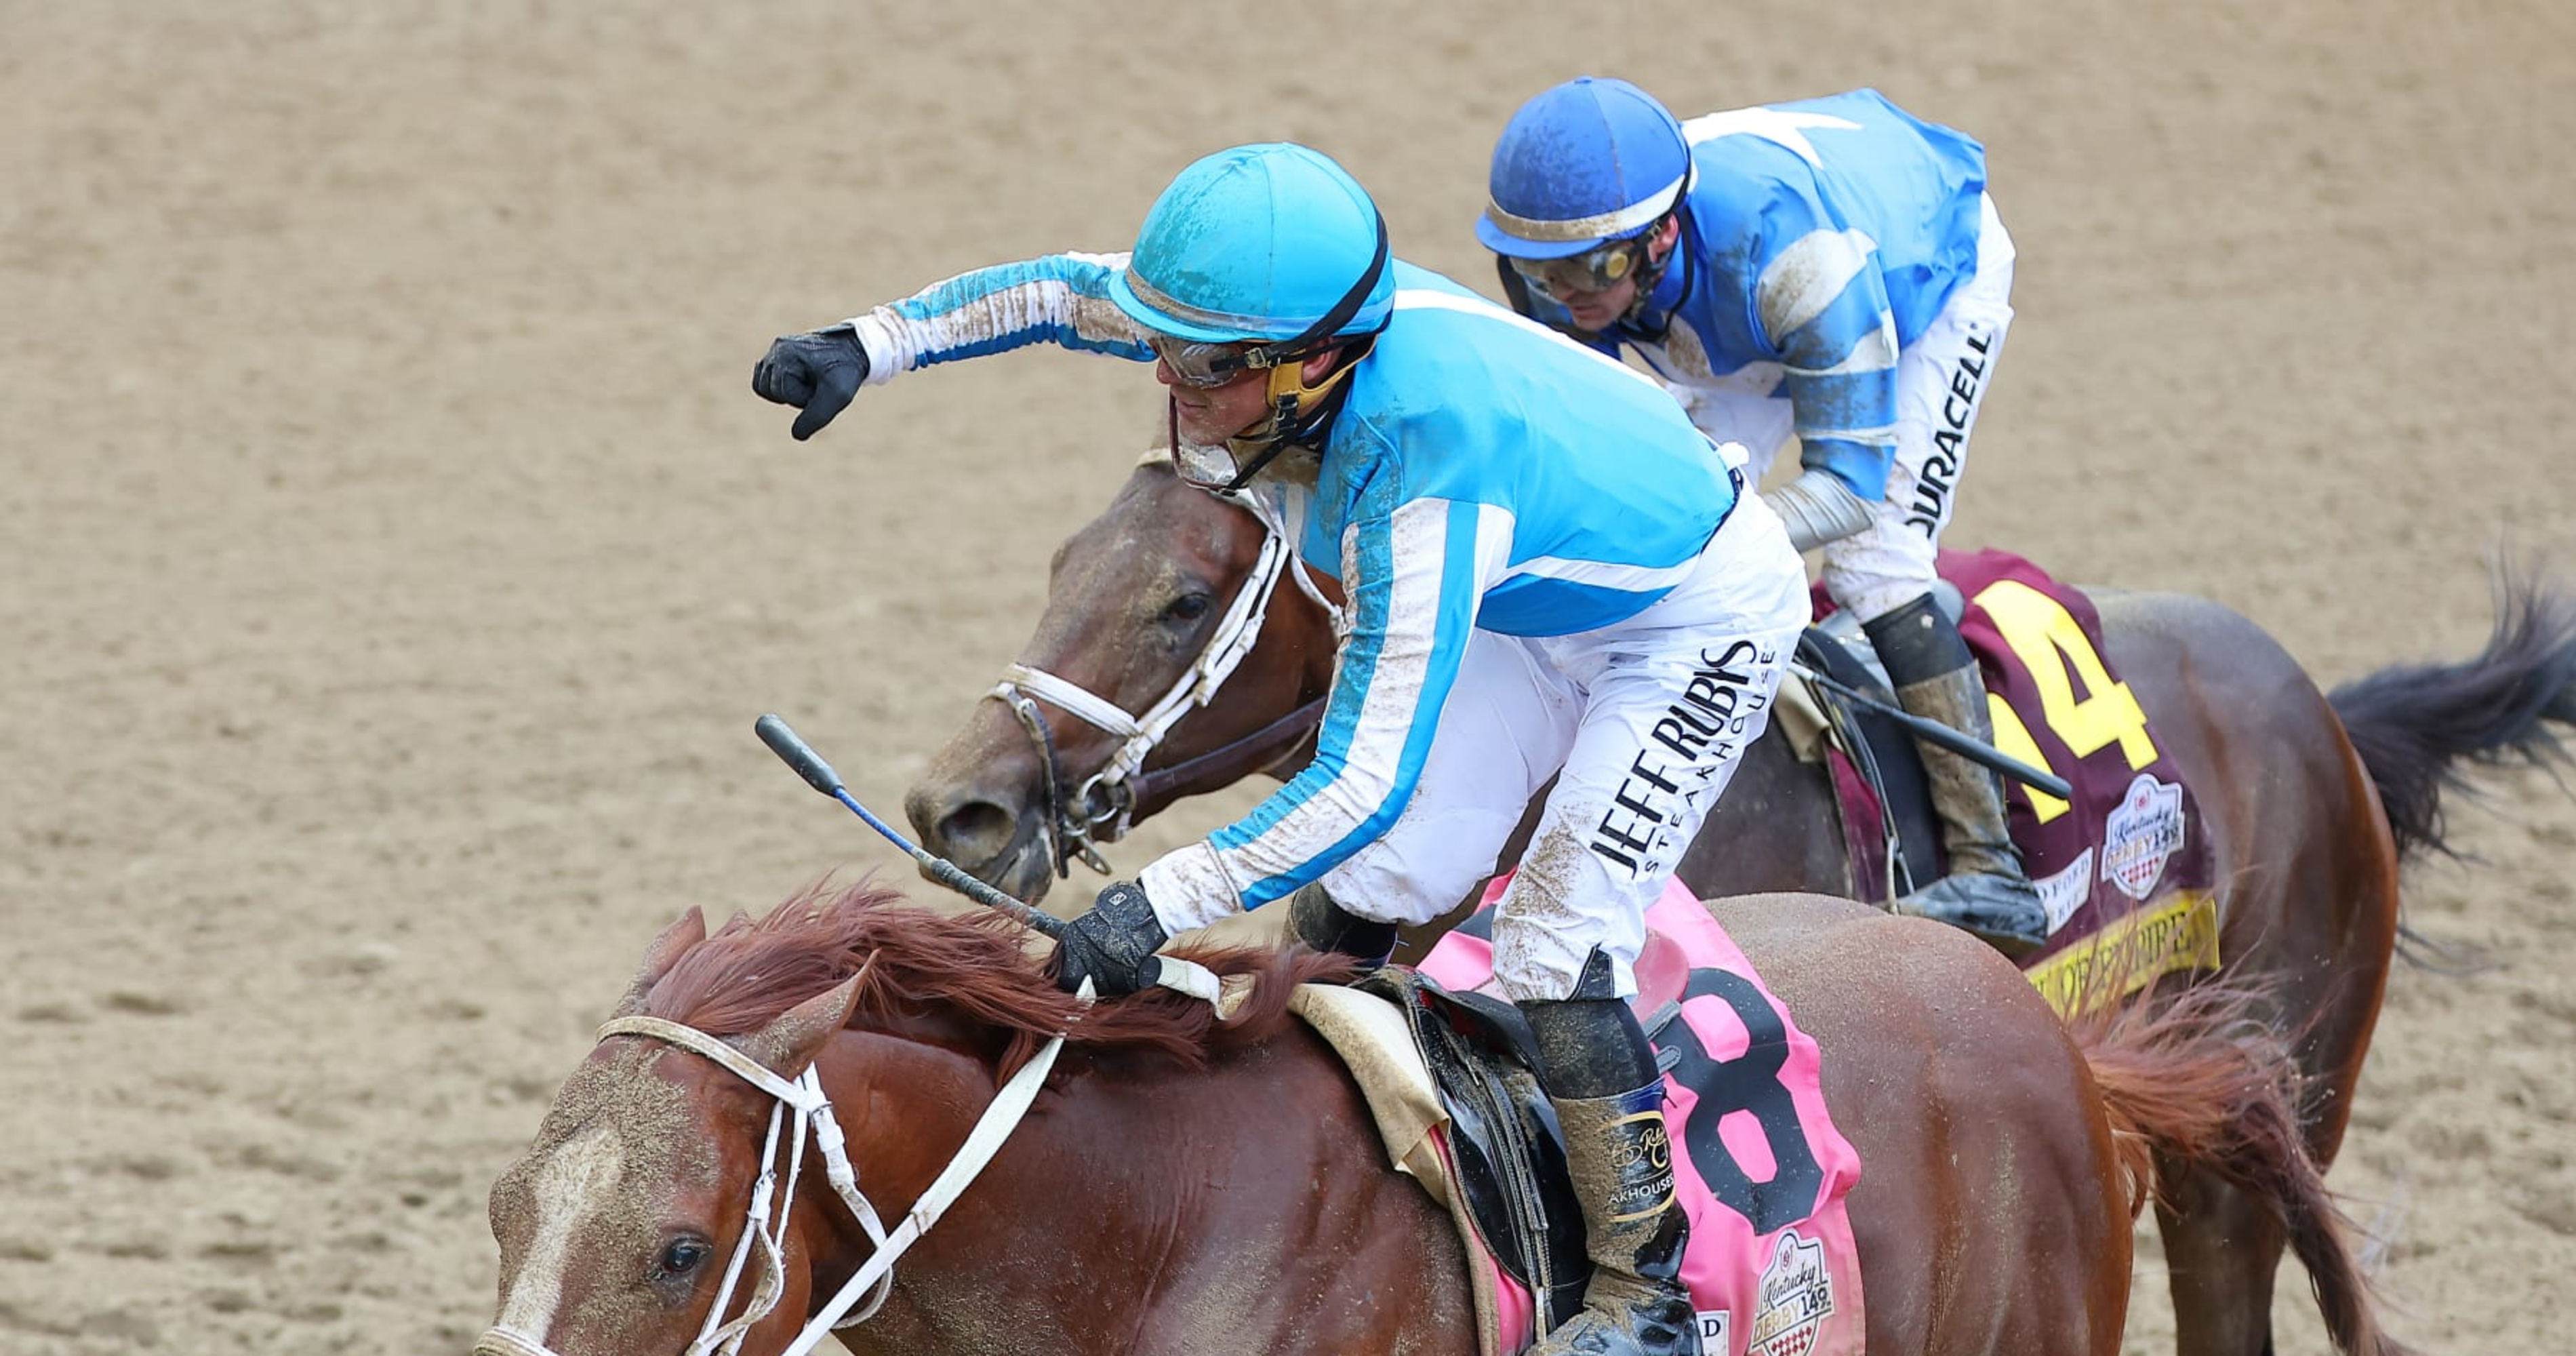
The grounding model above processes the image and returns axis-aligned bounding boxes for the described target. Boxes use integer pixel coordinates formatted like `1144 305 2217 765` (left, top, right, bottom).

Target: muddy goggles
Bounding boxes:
1143 209 1392 393
1148 336 1271 390
1506 237 1645 299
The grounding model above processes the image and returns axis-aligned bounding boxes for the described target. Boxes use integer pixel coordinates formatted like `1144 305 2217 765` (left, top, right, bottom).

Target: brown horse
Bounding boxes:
477 882 2406 1356
905 460 2576 1356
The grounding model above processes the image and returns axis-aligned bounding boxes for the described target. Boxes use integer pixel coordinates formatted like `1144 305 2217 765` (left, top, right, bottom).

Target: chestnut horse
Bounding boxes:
477 883 2407 1356
905 460 2576 1356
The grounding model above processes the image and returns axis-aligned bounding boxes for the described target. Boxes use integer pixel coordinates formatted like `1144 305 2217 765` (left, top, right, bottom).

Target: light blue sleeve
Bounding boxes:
849 252 1157 378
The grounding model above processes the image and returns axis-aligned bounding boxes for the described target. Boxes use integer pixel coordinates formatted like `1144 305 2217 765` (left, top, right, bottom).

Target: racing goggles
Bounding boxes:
1148 336 1270 390
1507 237 1644 298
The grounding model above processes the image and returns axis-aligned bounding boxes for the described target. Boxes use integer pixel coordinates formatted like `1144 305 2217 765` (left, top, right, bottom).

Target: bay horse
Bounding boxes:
478 882 2407 1356
904 459 2576 1356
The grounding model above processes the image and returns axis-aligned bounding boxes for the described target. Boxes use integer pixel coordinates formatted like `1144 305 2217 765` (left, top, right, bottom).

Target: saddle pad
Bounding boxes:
1289 984 1526 1356
1420 875 1868 1356
1813 549 2223 1012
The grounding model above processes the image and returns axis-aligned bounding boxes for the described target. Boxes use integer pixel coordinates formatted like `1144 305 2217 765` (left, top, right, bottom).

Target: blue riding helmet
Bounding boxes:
1477 77 1694 261
1110 142 1395 347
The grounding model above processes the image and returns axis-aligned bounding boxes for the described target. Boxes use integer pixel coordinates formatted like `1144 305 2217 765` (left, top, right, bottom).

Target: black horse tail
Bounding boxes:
2327 565 2576 865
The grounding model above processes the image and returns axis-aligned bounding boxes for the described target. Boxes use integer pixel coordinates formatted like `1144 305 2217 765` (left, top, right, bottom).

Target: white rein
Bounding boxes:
988 483 1339 860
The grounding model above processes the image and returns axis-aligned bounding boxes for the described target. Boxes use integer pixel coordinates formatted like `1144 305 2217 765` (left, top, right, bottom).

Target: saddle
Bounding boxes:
1351 966 1588 1328
1792 611 1943 900
1350 905 1706 1333
1800 550 2223 1005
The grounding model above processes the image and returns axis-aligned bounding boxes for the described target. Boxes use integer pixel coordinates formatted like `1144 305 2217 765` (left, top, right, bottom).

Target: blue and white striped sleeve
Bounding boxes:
1139 492 1512 932
1755 229 1899 502
845 252 1156 380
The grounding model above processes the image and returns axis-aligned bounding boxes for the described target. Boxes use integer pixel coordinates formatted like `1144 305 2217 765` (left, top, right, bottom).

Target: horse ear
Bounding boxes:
609 907 708 1019
736 973 864 1079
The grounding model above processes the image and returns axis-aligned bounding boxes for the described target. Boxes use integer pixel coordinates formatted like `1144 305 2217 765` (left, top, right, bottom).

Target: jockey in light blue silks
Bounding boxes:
752 142 1809 1356
1478 77 2047 952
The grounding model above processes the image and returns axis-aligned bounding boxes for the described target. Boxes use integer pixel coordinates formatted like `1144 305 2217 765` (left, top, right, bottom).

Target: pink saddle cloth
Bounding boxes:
1418 875 1868 1356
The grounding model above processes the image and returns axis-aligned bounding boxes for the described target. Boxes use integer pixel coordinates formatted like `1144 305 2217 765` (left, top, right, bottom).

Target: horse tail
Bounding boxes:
2070 982 2411 1356
2327 565 2576 864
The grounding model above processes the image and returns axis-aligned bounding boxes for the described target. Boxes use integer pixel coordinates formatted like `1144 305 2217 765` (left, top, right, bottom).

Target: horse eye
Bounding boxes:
657 1237 710 1277
1164 593 1213 624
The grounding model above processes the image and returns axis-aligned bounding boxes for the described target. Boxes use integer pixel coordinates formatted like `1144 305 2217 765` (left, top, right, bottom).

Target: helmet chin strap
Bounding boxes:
1169 338 1371 494
1618 210 1693 334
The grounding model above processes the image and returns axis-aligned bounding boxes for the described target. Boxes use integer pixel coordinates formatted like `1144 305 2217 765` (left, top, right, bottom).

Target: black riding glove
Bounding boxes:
752 325 870 441
1052 879 1170 997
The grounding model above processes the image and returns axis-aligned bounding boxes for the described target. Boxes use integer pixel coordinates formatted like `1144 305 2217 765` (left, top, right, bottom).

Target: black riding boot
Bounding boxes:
1520 983 1696 1356
1285 883 1397 972
1864 593 2049 955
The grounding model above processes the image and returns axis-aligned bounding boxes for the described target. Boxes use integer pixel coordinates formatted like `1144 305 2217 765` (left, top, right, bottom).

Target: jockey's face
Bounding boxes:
1521 216 1682 333
1156 345 1342 445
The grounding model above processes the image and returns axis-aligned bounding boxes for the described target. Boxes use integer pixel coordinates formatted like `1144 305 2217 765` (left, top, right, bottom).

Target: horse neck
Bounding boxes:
811 1017 1471 1356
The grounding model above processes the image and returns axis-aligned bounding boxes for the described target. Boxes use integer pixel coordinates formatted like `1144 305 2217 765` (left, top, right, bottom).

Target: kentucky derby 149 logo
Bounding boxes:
1748 1231 1834 1356
2099 773 2186 900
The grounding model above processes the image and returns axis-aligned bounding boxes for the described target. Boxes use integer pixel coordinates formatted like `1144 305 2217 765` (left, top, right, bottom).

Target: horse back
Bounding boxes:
2089 590 2400 1019
1708 891 2134 1356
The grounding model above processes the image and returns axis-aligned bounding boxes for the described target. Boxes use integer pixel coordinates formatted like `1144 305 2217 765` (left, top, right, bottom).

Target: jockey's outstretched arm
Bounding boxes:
844 252 1158 378
754 253 1160 439
1756 221 1900 553
1139 485 1495 935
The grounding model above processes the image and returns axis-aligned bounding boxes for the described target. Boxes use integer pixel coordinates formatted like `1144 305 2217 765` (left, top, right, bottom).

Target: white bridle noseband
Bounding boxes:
472 1010 1068 1356
988 484 1340 875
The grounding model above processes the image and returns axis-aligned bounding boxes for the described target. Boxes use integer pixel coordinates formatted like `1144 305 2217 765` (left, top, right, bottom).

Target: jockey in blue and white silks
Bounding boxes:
1478 77 2047 951
752 141 1807 1356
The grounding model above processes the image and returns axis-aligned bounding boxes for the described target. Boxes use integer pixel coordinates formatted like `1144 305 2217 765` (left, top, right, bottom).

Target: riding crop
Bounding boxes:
753 714 1233 1005
1788 662 2076 801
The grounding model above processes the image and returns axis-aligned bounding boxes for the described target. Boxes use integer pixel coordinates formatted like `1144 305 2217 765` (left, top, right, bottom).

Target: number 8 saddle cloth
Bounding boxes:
1291 874 1866 1356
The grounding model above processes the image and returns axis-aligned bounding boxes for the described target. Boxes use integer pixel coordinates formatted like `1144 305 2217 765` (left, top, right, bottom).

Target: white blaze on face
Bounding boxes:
496 1121 630 1341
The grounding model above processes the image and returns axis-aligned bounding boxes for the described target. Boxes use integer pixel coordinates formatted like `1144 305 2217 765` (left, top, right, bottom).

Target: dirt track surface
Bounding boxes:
5 3 2572 1353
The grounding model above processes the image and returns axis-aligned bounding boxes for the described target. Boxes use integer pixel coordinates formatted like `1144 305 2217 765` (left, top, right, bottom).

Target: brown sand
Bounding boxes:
3 3 2570 1352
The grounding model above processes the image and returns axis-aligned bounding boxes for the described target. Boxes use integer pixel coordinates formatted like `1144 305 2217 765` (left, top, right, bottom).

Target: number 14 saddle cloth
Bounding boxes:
1801 548 2221 1012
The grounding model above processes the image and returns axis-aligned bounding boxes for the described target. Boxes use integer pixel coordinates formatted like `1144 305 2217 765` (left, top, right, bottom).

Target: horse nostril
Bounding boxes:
929 798 1019 867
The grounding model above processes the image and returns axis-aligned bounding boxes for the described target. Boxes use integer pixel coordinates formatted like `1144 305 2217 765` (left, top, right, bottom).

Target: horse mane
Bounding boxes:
635 877 1356 1073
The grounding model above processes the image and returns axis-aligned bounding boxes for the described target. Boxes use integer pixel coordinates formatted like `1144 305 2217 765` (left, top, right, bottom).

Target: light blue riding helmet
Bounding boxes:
1110 142 1394 348
1477 77 1694 260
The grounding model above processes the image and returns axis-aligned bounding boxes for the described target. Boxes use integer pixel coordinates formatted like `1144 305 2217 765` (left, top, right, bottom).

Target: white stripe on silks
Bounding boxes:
1752 228 1879 346
1215 499 1508 892
1505 550 1700 594
1681 108 1863 167
1797 423 1899 445
1783 317 1899 378
494 1123 628 1341
1391 290 1667 393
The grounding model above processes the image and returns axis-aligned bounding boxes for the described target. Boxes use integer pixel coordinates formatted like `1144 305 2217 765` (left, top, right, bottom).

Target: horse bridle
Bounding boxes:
472 1005 1068 1356
987 492 1340 878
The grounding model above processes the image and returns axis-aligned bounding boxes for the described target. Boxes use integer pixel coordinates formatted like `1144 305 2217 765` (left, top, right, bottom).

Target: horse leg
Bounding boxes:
2154 1161 2290 1356
2155 902 2394 1356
